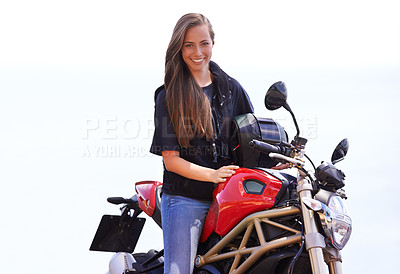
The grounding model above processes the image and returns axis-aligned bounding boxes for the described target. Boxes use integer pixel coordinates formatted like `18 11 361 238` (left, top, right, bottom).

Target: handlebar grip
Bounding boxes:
249 139 281 154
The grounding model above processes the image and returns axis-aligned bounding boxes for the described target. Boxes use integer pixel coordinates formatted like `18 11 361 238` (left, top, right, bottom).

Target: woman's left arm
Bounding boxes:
162 150 238 184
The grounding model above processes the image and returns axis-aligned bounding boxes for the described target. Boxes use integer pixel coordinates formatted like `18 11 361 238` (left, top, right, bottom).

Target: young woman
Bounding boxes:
150 13 254 273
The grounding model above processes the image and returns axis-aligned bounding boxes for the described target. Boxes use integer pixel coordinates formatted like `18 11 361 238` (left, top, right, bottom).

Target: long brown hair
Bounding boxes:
164 13 215 147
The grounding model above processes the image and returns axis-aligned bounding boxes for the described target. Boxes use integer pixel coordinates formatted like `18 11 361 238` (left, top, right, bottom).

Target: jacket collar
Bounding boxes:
209 61 231 101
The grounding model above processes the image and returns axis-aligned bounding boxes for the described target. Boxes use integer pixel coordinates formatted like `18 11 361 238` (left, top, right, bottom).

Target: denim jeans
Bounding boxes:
161 193 211 274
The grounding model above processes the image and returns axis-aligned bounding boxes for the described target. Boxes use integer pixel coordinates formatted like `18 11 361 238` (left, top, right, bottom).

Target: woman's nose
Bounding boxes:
195 45 202 55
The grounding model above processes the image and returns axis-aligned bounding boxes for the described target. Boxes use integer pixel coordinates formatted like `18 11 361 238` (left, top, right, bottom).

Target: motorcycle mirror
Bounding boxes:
331 138 349 164
265 81 288 111
265 81 300 139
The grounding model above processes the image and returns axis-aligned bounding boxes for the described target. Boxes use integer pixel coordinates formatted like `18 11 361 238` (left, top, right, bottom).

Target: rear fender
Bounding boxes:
135 181 162 217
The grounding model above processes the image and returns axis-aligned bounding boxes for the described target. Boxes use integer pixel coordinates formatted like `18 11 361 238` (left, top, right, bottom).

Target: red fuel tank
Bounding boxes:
200 168 286 242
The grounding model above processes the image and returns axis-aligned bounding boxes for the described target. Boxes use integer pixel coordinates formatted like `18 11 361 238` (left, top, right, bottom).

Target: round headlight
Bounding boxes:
331 214 352 249
308 191 352 250
327 196 352 250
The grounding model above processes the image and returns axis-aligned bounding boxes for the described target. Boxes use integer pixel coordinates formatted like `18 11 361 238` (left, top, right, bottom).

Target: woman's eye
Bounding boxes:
184 44 193 48
202 42 210 46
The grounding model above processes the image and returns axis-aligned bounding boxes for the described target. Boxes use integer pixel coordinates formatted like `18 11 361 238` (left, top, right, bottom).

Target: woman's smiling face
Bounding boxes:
181 24 214 75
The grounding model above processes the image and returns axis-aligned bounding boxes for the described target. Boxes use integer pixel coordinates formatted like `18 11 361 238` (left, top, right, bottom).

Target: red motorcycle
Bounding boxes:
90 82 352 274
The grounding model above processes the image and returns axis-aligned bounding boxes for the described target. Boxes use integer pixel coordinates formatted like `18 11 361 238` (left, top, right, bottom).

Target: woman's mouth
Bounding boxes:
191 57 205 64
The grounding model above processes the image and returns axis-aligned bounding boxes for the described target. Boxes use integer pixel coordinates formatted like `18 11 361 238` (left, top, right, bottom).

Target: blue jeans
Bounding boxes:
161 193 211 274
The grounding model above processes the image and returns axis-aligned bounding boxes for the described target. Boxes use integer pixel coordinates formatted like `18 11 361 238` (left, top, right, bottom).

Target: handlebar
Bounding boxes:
269 153 305 167
249 139 305 167
249 139 290 156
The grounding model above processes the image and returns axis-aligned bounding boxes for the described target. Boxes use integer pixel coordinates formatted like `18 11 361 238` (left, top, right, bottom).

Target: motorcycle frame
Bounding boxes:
195 206 302 273
195 176 343 274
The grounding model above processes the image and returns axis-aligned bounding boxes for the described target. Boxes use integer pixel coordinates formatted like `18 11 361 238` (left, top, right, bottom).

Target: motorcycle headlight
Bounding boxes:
327 195 352 250
330 213 352 250
302 194 352 250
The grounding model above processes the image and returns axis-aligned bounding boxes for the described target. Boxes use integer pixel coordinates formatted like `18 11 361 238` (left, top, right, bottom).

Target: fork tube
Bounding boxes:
297 178 327 274
328 261 342 274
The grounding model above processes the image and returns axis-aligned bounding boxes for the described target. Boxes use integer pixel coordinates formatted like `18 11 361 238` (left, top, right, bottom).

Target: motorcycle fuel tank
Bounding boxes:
200 168 285 242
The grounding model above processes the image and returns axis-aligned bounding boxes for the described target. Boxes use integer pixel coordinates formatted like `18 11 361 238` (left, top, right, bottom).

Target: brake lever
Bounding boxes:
269 152 305 167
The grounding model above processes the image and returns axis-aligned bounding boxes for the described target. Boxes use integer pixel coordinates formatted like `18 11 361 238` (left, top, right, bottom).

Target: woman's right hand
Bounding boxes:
162 151 240 184
211 165 239 184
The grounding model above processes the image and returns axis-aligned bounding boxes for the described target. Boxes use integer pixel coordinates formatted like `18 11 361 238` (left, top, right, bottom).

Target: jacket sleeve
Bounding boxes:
149 88 180 156
230 78 254 116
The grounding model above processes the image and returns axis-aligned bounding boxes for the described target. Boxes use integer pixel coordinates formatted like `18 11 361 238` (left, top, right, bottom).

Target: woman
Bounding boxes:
150 13 254 273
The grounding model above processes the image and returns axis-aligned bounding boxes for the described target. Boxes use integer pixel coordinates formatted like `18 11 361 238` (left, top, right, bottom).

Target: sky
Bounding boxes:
1 0 399 273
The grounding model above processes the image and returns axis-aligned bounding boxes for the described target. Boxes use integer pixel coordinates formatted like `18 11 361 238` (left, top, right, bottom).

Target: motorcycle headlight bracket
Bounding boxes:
304 232 326 250
302 196 352 250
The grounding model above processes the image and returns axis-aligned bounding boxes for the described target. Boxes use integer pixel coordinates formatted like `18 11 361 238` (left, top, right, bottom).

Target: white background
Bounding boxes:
1 0 399 273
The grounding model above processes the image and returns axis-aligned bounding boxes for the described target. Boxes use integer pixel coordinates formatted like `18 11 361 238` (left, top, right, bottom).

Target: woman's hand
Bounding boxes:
211 165 239 184
162 151 239 184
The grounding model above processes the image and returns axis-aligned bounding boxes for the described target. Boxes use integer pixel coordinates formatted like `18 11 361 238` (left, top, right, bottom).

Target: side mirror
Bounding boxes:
265 81 300 140
265 81 288 110
331 138 349 164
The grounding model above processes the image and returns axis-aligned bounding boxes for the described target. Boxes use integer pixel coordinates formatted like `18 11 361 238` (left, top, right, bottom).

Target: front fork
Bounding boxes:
297 177 342 274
